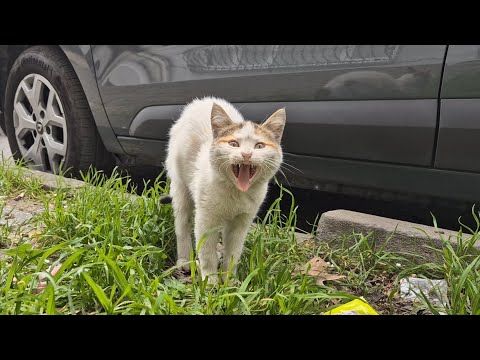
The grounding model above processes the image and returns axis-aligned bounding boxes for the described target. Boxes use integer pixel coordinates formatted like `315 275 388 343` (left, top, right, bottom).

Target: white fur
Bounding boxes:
165 97 284 283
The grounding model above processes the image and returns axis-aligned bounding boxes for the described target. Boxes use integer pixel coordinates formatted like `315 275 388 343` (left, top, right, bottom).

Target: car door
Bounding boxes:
434 45 480 173
91 45 446 167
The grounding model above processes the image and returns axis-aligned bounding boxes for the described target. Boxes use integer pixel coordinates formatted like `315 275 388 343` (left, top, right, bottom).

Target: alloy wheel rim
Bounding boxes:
13 73 67 173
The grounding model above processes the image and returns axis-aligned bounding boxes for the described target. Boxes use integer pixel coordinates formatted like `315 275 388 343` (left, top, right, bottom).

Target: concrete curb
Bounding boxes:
316 209 479 263
24 169 86 191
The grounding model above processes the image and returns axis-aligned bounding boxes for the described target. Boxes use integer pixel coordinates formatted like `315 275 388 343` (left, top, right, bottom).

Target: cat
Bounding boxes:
162 97 286 284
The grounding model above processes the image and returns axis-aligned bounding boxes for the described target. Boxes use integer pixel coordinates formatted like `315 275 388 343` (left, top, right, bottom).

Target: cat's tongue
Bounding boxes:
237 164 251 192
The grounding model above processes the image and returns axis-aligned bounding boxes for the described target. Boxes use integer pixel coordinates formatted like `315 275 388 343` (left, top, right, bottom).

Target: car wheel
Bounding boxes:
0 112 5 135
4 45 114 176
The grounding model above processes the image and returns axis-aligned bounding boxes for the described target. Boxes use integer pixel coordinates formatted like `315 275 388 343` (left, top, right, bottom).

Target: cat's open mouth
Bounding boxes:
232 164 257 192
232 164 256 179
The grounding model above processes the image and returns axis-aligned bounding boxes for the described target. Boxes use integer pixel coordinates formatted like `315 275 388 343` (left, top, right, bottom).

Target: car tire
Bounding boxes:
4 45 114 176
0 112 5 135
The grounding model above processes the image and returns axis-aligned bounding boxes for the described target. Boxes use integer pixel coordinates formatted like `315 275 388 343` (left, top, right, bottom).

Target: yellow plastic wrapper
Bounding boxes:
323 298 378 315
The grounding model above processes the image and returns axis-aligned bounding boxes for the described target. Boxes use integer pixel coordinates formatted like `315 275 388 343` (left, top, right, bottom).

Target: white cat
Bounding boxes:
163 97 286 284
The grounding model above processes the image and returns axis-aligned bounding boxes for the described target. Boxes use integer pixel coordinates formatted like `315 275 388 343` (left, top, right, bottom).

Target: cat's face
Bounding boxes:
210 103 286 192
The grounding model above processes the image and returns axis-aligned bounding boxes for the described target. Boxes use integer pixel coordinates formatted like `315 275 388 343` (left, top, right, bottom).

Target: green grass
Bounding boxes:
395 209 480 315
1 161 480 315
0 156 44 198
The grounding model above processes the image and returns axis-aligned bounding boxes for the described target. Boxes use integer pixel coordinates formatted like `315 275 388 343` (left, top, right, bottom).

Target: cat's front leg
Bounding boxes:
171 181 194 272
195 213 221 284
222 213 255 282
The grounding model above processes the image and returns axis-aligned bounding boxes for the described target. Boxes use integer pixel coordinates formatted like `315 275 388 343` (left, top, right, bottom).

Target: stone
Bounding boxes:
316 209 479 263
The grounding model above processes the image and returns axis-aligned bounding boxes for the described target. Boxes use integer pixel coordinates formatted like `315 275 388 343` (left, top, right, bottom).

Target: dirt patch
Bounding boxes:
5 197 44 212
362 273 417 315
1 195 45 248
1 197 44 224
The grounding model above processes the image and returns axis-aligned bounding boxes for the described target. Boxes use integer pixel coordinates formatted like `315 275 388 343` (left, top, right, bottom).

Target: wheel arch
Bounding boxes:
1 45 125 155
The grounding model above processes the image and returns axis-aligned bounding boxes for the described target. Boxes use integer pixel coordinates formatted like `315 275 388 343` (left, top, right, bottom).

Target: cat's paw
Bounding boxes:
221 272 240 286
176 258 191 272
208 276 218 285
201 274 219 285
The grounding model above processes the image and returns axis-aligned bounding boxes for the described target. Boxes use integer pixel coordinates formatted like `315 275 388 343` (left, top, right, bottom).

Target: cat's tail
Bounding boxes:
159 195 173 204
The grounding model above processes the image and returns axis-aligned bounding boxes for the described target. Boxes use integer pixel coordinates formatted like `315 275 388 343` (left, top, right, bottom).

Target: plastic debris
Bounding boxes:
323 297 378 315
399 277 448 308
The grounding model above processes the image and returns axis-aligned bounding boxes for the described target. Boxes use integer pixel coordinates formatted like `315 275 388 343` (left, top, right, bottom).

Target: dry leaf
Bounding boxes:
330 298 341 305
28 230 43 245
14 192 25 201
294 256 346 285
305 257 329 276
28 230 42 239
314 273 346 286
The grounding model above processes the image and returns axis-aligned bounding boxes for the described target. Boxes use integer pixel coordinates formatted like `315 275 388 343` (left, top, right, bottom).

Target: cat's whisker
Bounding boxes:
263 158 302 175
262 161 277 176
236 104 248 111
279 166 298 174
213 155 230 163
262 160 278 173
276 168 292 188
215 159 229 172
219 160 232 173
282 165 303 174
217 157 235 174
262 158 280 168
262 160 293 187
279 161 304 174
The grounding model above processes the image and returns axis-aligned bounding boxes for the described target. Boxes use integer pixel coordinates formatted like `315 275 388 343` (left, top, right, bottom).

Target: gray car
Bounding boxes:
0 45 479 202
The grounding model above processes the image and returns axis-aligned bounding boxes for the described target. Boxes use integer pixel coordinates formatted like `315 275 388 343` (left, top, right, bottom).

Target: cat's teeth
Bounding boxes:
249 165 256 178
232 164 257 179
232 164 240 177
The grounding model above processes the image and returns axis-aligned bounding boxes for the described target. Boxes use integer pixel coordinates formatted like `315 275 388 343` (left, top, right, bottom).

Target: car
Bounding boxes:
1 45 480 203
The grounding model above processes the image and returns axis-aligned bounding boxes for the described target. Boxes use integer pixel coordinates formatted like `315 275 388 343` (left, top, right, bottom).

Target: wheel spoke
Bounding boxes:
20 76 42 109
45 94 66 128
44 135 66 174
45 134 66 156
45 86 55 111
13 101 36 138
22 136 42 165
48 155 57 173
31 76 43 109
46 113 66 129
20 81 32 102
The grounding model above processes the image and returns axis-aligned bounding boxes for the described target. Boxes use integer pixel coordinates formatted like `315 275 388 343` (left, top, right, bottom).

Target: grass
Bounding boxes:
1 159 480 315
0 156 44 198
395 210 480 315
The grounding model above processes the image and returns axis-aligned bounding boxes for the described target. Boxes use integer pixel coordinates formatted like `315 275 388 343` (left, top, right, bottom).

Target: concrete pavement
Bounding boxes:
0 134 12 159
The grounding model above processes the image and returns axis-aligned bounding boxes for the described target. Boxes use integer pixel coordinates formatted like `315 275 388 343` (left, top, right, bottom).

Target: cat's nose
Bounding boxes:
241 152 252 161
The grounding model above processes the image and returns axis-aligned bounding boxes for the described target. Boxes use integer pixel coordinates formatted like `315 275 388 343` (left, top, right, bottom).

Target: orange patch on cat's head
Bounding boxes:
213 123 245 144
252 124 281 147
211 103 286 147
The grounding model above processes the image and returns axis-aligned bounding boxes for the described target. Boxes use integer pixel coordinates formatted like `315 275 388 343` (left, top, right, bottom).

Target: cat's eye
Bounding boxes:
228 141 239 147
255 143 265 149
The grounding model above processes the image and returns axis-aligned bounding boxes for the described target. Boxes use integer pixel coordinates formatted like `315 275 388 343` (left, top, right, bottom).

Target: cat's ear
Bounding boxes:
211 103 234 138
262 108 286 143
